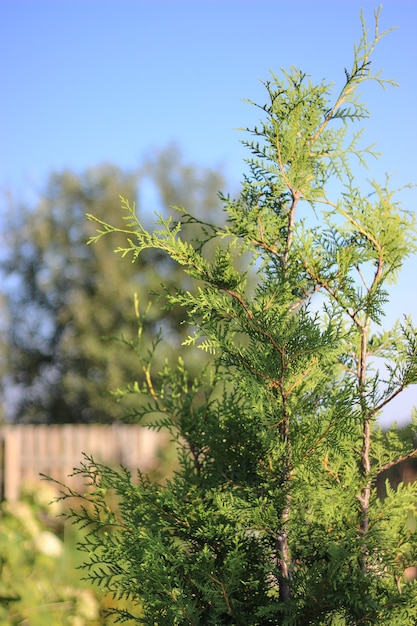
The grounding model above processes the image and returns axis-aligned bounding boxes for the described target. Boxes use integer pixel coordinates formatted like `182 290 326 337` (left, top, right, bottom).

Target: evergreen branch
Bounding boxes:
376 447 417 475
301 414 342 462
282 191 301 268
334 203 382 251
373 381 407 415
285 358 317 396
86 213 138 243
311 6 397 148
207 573 233 616
274 128 294 194
221 286 254 320
162 587 197 625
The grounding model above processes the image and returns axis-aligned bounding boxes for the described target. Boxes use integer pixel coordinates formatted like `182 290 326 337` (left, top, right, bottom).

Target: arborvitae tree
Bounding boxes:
56 9 417 624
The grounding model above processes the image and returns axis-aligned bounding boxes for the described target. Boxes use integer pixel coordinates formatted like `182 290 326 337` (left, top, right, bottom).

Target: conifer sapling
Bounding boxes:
53 7 417 625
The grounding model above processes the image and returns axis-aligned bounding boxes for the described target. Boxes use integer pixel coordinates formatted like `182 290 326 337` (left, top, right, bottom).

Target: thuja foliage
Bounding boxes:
57 9 417 625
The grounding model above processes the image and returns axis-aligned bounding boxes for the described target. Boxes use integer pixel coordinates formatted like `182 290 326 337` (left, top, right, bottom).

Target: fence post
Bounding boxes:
4 427 21 501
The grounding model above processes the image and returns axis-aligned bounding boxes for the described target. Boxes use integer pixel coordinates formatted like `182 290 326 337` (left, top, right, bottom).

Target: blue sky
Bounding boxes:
1 0 417 424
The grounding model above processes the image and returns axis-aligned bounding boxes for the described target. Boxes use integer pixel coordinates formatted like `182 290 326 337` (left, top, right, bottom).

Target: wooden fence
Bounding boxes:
0 424 166 501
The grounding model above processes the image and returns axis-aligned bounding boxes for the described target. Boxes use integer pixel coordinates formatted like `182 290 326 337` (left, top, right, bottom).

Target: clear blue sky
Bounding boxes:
1 0 416 424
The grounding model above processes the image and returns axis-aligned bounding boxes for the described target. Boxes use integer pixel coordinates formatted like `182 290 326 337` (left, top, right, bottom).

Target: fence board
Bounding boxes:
0 424 165 501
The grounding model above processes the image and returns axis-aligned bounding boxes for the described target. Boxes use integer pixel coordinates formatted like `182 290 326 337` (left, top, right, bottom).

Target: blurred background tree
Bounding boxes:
0 145 226 423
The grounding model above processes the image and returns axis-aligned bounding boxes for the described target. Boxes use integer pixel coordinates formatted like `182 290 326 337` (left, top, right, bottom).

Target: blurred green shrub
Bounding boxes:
0 481 100 626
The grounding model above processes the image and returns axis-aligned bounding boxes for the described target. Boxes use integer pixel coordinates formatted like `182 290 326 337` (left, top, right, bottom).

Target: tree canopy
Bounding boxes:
0 146 225 423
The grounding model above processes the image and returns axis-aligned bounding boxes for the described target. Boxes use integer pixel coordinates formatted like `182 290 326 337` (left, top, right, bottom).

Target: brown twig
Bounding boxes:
376 447 417 475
